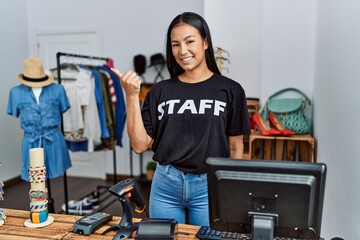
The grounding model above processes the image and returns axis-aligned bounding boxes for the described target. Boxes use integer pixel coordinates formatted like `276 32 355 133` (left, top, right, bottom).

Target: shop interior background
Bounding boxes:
0 0 359 239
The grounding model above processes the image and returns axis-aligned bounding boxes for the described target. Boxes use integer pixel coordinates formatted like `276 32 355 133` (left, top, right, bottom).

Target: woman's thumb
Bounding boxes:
111 68 123 78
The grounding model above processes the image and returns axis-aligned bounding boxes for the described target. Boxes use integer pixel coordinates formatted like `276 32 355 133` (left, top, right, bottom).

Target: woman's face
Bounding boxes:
170 23 208 73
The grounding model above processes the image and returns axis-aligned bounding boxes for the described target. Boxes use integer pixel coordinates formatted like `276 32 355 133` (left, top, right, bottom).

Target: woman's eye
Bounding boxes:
186 40 194 44
172 43 179 47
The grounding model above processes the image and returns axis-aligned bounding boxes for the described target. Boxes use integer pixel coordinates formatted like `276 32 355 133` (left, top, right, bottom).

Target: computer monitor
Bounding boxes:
206 158 326 239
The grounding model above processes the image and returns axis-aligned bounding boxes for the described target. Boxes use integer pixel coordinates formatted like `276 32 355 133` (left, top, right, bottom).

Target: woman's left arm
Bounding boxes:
228 135 244 159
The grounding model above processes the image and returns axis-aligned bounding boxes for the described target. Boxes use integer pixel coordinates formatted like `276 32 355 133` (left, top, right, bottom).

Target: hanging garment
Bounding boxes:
98 66 126 147
7 83 72 180
80 66 110 140
54 66 101 152
89 66 116 150
101 69 117 104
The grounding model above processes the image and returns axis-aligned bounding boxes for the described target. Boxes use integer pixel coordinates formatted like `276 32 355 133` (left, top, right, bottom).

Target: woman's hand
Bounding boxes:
111 68 151 152
111 68 142 97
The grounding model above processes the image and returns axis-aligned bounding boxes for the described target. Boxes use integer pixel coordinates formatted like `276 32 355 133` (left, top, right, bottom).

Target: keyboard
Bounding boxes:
196 226 250 240
195 226 317 240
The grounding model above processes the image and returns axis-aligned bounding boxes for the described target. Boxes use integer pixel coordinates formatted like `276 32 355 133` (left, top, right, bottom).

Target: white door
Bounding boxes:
37 30 107 179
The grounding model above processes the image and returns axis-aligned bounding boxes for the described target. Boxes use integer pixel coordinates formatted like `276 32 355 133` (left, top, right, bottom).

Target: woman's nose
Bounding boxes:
179 44 188 55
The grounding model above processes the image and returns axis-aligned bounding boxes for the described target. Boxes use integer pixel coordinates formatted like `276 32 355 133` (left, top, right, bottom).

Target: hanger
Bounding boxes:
215 47 230 58
50 63 79 81
215 56 230 64
215 47 231 73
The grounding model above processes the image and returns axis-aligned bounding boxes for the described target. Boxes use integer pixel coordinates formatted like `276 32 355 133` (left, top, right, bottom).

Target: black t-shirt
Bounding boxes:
141 73 251 174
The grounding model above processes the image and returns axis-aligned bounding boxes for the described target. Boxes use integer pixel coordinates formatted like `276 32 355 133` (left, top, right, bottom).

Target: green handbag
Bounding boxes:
260 88 312 134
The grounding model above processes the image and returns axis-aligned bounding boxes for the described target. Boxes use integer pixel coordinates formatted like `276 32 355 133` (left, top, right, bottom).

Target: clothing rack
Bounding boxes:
56 52 118 214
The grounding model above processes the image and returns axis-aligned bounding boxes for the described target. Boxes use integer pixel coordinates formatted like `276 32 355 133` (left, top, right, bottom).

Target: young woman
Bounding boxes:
112 12 251 226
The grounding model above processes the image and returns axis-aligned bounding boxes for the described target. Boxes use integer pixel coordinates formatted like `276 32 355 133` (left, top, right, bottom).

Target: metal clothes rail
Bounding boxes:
56 52 120 214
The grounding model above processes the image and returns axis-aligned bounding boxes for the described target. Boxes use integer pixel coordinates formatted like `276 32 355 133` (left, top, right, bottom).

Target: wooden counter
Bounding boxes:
0 208 200 239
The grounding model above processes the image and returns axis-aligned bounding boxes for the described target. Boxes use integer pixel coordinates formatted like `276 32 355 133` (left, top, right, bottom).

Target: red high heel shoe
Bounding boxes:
252 112 281 136
268 112 295 136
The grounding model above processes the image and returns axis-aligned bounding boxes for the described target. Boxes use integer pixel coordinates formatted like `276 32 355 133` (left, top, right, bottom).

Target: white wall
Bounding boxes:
0 0 204 179
204 0 263 99
261 0 316 105
0 0 358 238
0 0 29 181
24 0 204 177
204 0 316 107
314 0 360 239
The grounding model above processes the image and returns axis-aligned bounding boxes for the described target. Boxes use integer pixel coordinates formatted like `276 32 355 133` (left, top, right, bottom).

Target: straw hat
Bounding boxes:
18 56 53 87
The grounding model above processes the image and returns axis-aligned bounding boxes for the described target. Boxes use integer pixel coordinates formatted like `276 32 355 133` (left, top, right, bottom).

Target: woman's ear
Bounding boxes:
204 38 209 50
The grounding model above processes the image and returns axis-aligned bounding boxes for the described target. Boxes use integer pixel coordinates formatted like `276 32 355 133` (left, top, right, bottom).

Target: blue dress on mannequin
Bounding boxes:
7 83 72 181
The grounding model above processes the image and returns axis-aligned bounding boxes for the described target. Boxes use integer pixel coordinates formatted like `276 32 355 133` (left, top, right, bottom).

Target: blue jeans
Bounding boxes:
149 164 209 226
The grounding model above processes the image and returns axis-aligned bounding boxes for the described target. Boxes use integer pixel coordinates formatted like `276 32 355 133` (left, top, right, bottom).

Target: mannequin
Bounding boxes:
7 56 72 212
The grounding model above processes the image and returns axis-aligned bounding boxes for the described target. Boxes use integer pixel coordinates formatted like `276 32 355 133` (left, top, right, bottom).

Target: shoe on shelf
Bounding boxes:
61 197 97 215
268 112 295 136
252 112 281 136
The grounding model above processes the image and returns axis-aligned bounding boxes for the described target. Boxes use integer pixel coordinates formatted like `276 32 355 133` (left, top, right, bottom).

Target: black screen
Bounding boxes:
206 158 326 239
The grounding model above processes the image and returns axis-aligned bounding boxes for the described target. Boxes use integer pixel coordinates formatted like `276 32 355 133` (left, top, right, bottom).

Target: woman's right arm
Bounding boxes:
112 68 153 153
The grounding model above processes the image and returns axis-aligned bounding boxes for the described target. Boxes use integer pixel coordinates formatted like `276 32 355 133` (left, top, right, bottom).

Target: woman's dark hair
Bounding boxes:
166 12 220 77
